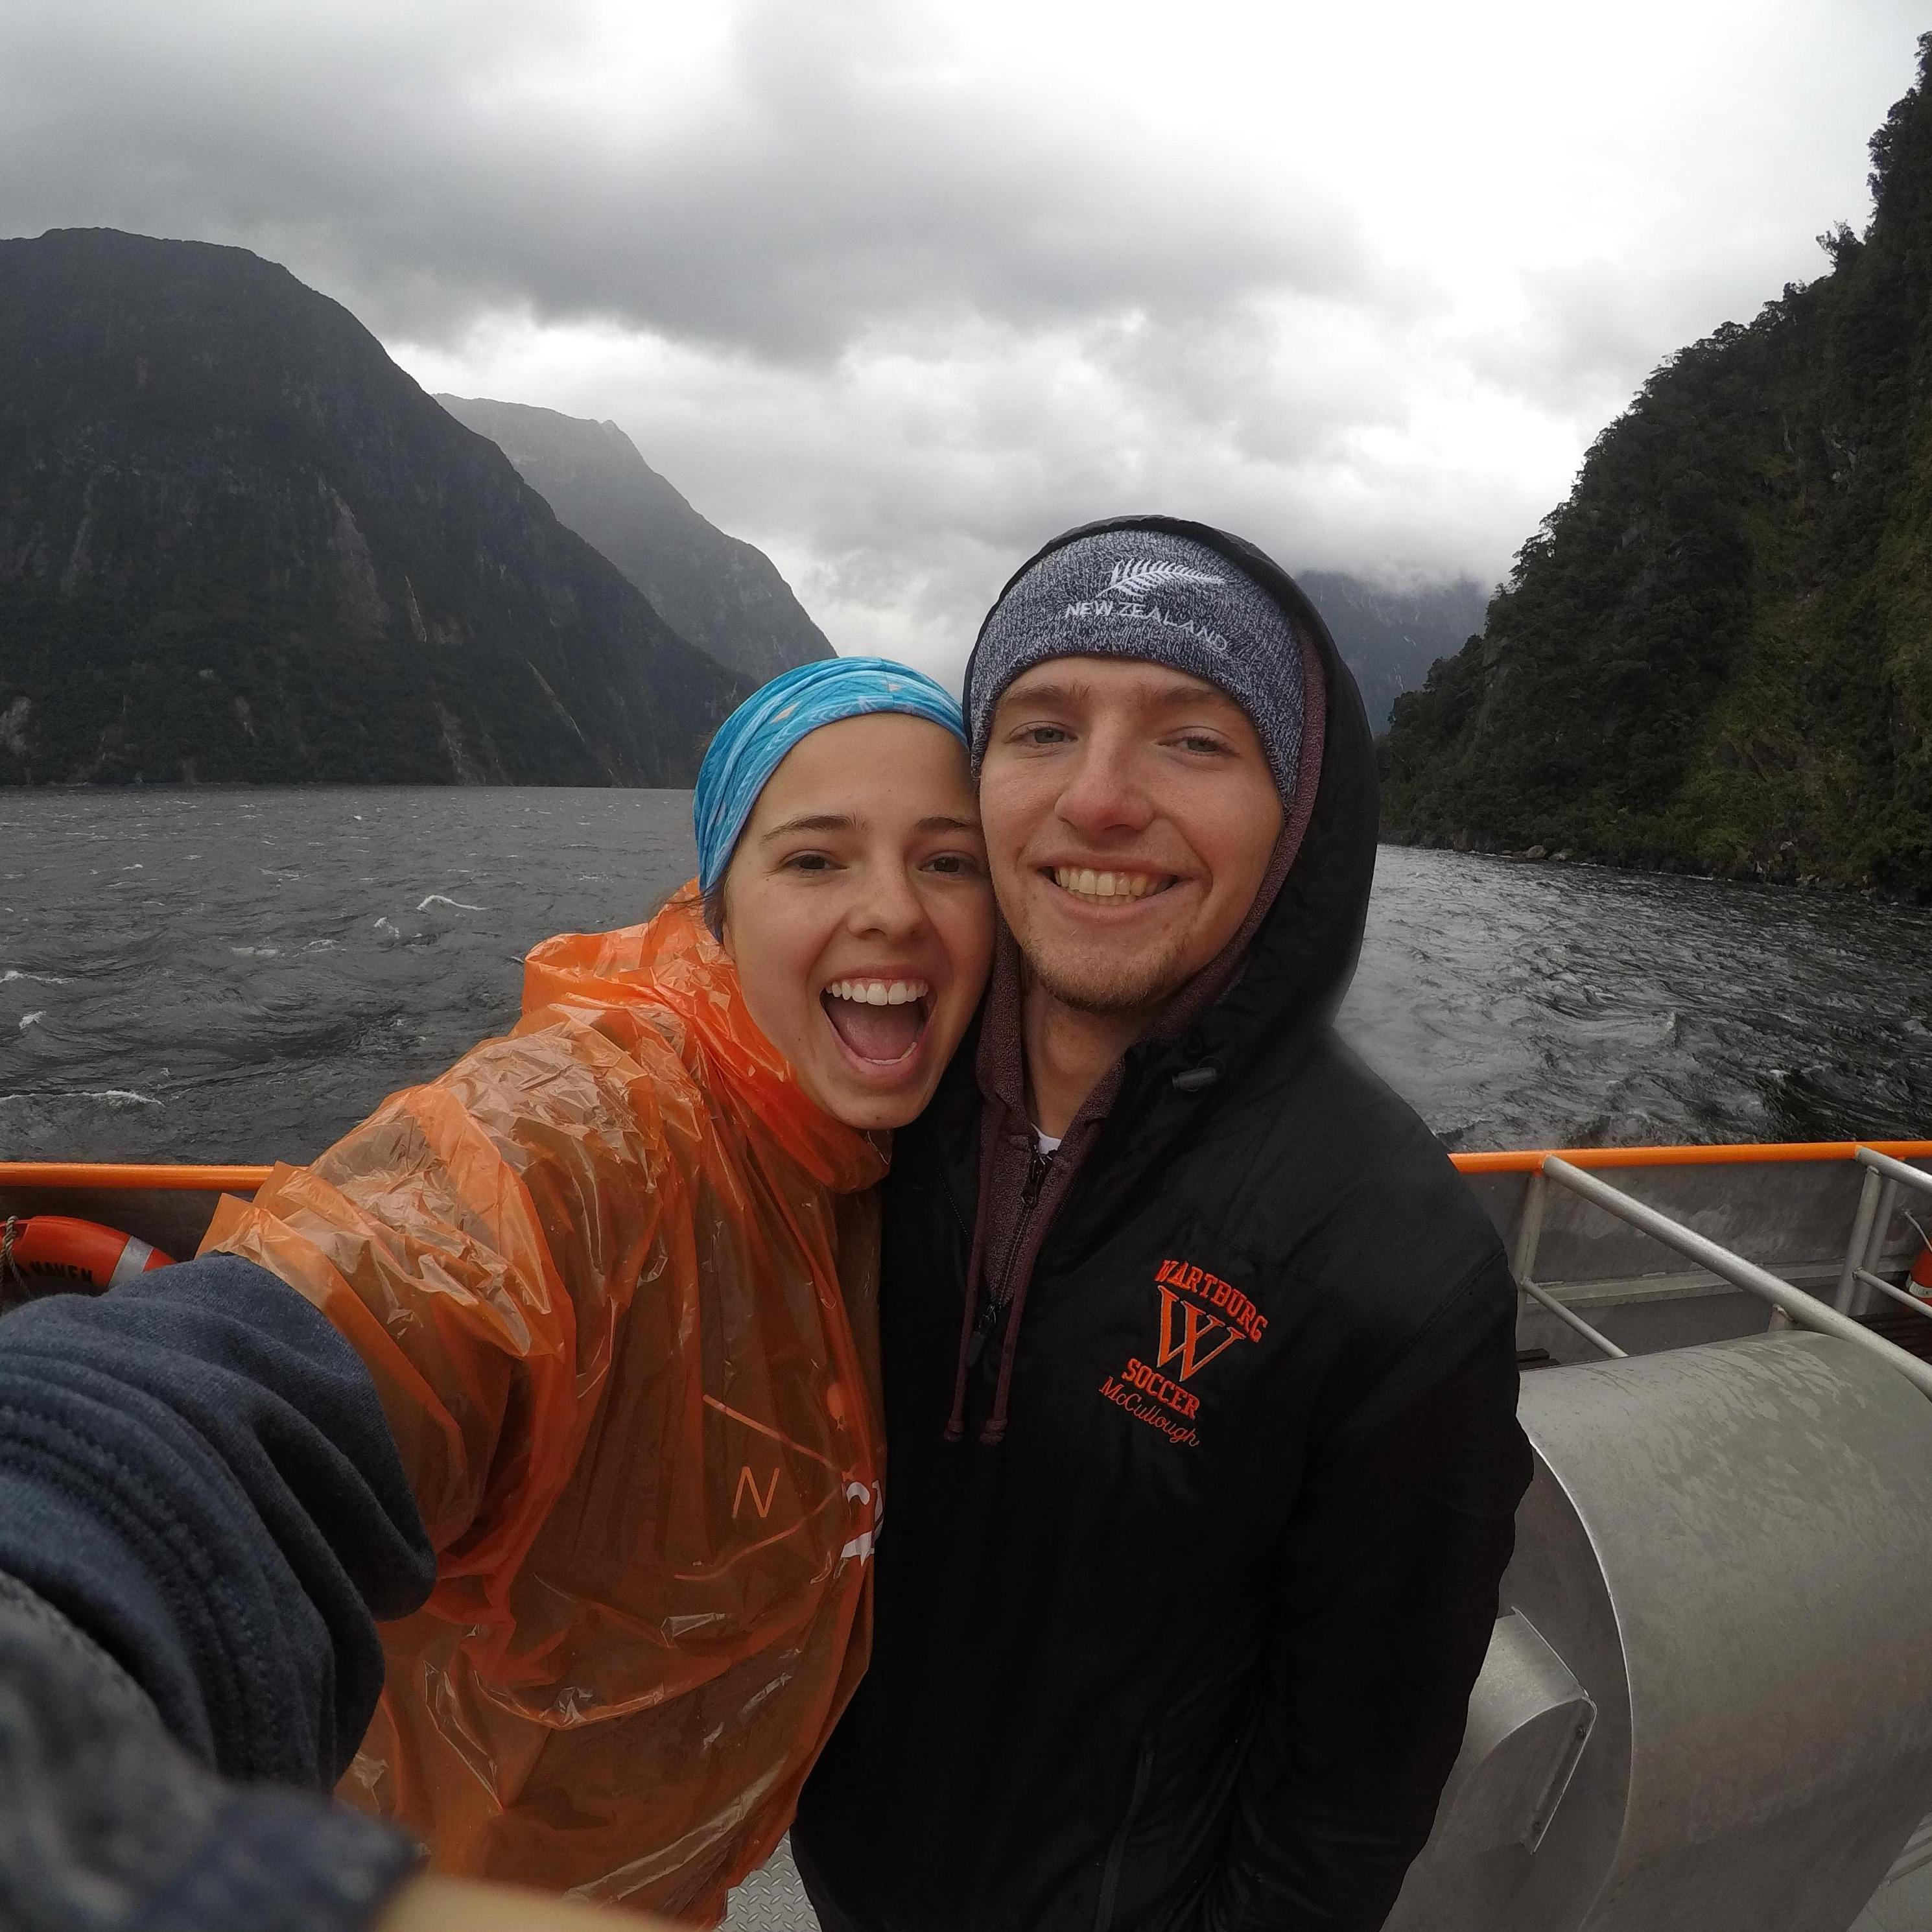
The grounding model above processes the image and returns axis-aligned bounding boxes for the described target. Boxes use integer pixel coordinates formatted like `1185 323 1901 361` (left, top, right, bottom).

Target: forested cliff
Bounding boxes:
1380 40 1932 895
0 230 746 785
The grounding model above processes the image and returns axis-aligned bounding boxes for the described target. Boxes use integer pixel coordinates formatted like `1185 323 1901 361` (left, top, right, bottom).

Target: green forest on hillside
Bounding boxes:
1380 37 1932 897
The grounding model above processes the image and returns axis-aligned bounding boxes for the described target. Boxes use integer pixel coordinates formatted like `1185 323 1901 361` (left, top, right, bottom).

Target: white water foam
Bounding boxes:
0 1089 161 1111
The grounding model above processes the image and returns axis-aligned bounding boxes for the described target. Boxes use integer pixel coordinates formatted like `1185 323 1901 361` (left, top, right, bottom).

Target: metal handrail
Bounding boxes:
1854 1268 1932 1322
1518 1275 1629 1359
1858 1146 1932 1201
1540 1157 1932 1402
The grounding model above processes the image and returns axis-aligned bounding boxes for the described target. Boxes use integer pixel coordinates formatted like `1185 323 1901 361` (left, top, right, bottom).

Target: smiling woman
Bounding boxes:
720 710 991 1130
176 659 996 1920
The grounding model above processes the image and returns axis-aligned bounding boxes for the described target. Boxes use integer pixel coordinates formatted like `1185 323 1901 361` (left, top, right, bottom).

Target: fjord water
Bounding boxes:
2 788 1927 1166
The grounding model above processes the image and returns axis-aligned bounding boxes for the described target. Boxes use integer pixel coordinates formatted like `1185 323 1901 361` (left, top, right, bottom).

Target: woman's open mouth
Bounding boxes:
821 978 932 1066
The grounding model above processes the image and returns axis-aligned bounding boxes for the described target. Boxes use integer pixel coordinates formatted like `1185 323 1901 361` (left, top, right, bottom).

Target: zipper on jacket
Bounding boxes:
964 1288 1003 1367
1092 1741 1156 1932
967 1146 1054 1369
1015 1144 1052 1221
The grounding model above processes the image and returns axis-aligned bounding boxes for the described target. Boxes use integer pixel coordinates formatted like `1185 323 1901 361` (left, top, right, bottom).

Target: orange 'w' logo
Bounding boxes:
1157 1287 1241 1381
734 1465 780 1520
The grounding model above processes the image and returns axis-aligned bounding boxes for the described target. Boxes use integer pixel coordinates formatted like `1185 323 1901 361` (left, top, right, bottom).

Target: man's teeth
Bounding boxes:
825 979 930 1006
1052 867 1166 901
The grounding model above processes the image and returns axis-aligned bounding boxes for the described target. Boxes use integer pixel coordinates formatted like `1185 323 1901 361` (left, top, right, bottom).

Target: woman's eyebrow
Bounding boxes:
761 812 859 839
917 814 979 834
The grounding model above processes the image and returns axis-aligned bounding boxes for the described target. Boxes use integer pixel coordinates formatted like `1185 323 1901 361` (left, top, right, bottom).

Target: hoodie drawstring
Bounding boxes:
943 1106 1009 1441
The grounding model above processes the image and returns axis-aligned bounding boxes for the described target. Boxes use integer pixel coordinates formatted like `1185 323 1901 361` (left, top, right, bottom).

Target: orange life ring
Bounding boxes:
1 1214 174 1291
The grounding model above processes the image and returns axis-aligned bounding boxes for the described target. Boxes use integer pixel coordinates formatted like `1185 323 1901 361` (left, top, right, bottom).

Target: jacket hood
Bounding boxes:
948 515 1379 1441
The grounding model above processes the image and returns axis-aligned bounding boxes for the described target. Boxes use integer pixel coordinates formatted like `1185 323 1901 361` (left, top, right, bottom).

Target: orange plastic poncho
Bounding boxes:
201 888 887 1922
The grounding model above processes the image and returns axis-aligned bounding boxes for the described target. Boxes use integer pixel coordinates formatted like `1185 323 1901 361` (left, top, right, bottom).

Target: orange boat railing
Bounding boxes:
3 1140 1930 1194
0 1162 276 1191
1452 1140 1932 1174
6 1142 1932 1395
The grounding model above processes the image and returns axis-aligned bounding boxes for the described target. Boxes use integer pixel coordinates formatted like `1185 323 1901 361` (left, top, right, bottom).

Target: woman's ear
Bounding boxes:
707 882 734 959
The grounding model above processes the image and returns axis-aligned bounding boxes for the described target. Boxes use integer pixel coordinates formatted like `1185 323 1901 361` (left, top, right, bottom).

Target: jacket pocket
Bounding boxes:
1092 1740 1157 1932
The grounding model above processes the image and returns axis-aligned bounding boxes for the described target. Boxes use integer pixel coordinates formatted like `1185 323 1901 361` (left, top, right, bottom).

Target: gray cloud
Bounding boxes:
0 0 1371 359
3 0 1926 682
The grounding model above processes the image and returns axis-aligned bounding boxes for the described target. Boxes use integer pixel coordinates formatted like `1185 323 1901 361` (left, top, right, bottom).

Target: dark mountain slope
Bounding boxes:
1298 571 1489 733
1380 39 1932 895
437 395 832 684
0 230 746 786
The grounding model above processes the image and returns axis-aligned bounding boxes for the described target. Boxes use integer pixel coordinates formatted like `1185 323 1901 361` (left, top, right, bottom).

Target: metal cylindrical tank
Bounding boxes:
1385 1334 1932 1932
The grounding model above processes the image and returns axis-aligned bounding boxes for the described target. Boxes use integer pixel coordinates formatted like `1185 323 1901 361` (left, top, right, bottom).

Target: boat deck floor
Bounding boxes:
720 1819 1932 1931
723 1839 819 1931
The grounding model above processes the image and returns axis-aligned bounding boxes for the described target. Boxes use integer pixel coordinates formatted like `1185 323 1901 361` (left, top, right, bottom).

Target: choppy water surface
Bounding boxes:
1 788 1927 1164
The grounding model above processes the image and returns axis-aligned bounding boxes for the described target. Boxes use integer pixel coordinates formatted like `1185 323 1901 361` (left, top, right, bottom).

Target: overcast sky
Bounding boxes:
4 1 1924 680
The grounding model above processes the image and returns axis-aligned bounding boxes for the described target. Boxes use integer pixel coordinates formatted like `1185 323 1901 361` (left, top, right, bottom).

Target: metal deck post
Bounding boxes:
1541 1157 1932 1402
1838 1168 1885 1314
1512 1170 1628 1361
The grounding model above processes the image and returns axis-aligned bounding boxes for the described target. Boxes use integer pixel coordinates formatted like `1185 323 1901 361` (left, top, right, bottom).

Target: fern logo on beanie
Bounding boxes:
1101 558 1227 598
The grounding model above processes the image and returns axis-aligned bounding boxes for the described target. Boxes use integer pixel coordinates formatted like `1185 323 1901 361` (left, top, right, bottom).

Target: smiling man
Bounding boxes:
792 517 1534 1932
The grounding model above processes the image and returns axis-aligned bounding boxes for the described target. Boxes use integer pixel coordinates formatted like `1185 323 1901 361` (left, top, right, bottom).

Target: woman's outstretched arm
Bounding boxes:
0 1251 434 1786
0 1561 680 1932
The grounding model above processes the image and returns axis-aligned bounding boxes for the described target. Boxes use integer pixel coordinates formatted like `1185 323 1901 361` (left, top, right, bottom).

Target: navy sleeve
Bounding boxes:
0 1572 421 1932
1199 1255 1532 1932
0 1253 435 1787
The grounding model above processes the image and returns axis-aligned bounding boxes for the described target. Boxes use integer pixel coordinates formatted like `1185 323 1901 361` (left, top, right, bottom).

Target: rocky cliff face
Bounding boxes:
0 229 746 786
1379 41 1932 896
437 395 832 685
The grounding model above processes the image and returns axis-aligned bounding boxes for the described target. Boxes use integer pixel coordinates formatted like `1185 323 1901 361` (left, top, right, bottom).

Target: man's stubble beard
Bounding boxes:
1015 917 1199 1019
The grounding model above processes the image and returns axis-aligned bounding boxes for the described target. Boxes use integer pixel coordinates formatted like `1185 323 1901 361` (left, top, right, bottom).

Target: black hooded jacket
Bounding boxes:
793 519 1533 1932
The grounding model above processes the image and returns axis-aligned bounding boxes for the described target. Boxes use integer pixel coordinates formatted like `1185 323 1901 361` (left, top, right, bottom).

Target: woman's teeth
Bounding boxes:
822 977 932 1066
825 978 930 1006
1052 867 1166 902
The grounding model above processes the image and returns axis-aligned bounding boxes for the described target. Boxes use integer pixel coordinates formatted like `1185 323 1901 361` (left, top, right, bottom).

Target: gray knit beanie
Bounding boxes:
965 526 1307 800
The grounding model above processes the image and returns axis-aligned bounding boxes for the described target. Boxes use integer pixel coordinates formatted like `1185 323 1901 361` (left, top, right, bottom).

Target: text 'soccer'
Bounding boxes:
1100 1256 1267 1450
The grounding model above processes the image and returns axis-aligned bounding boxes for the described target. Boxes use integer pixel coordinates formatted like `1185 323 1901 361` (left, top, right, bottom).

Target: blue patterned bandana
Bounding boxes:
694 657 967 913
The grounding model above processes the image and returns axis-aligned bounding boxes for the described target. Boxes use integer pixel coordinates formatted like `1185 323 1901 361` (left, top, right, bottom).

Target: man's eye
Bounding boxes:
1015 725 1071 747
1175 733 1228 755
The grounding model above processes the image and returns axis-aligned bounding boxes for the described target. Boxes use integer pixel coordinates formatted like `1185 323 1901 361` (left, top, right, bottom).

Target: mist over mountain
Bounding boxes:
436 395 831 685
1298 572 1489 734
0 229 744 786
1381 40 1932 897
